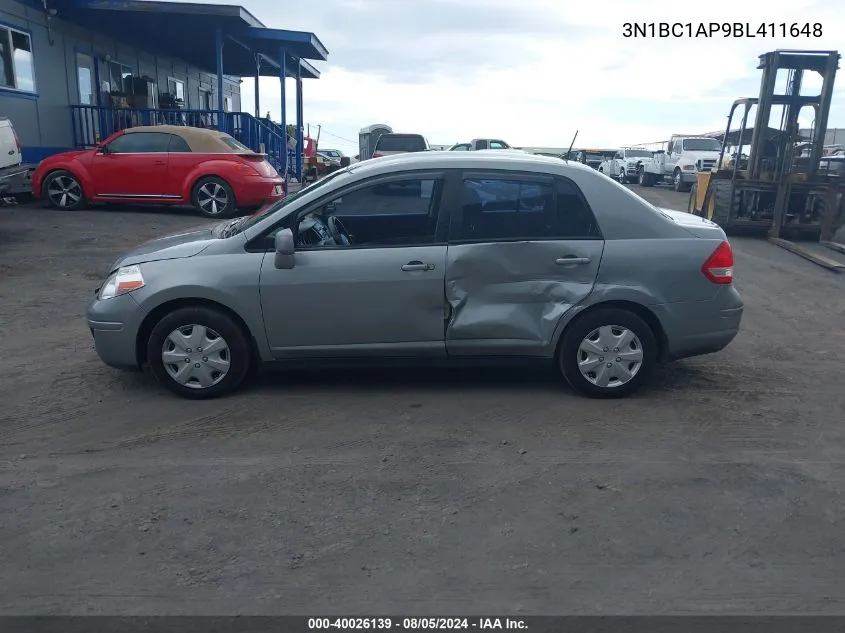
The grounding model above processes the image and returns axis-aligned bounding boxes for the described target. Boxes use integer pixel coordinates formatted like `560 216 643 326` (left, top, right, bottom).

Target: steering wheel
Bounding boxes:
327 215 351 246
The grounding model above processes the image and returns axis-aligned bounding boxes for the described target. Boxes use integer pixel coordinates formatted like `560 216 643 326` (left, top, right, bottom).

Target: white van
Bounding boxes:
0 117 22 170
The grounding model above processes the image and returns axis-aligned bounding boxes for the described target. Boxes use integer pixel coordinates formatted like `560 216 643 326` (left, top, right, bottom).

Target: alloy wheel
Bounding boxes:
47 176 82 208
197 182 229 215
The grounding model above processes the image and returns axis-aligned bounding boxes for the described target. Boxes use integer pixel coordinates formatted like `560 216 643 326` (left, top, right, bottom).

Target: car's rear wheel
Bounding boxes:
192 176 236 218
558 308 657 399
42 170 87 210
147 306 252 399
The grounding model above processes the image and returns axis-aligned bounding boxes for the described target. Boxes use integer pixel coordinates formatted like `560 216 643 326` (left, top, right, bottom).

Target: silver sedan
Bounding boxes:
87 151 743 399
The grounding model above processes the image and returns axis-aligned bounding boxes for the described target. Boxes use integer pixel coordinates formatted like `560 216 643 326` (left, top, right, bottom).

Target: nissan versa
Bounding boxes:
87 151 744 399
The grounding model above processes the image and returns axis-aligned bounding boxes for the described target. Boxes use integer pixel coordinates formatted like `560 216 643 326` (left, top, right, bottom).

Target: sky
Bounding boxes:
232 0 845 155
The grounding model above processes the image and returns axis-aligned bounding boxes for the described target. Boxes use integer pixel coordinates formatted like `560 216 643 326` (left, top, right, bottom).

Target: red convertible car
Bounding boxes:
32 125 285 218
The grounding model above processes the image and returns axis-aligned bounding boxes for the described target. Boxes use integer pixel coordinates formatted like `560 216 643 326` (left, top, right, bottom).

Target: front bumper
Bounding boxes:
87 292 143 371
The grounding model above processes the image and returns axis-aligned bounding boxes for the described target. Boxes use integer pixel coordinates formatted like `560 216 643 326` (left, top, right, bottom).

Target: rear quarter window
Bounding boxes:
375 135 428 152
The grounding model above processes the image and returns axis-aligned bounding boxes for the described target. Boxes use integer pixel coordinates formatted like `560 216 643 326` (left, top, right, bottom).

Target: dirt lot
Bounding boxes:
2 188 845 615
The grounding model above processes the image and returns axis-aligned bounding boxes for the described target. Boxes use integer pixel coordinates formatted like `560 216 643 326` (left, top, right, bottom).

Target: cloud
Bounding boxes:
237 0 845 154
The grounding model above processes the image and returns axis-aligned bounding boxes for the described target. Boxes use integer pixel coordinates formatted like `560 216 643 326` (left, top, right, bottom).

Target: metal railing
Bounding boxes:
69 105 296 178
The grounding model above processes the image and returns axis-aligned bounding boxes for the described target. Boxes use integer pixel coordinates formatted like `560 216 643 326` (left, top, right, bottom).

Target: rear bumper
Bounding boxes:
234 178 285 207
658 285 744 361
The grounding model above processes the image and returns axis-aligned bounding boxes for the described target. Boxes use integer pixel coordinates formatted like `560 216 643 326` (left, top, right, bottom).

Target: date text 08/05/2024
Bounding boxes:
623 22 822 38
307 618 527 630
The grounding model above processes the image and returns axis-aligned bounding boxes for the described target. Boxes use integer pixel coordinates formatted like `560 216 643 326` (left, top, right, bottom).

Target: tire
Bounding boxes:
191 176 237 219
618 169 627 184
42 170 87 210
638 169 652 187
688 183 698 214
702 179 736 227
146 306 252 399
558 308 658 399
673 168 690 193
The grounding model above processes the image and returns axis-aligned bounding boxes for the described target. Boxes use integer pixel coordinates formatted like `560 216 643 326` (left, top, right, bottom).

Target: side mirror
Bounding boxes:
274 228 295 269
96 144 108 154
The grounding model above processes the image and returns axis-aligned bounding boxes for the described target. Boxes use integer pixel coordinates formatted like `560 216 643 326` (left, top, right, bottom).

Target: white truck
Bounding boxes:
635 134 722 192
448 138 512 151
0 117 35 202
598 147 656 184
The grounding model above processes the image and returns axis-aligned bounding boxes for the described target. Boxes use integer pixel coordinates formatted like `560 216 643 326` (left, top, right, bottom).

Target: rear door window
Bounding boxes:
451 175 602 242
168 134 192 152
375 135 428 152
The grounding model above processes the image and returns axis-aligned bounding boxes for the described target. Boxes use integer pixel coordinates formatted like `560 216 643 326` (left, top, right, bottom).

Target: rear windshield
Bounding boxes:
219 136 250 151
375 134 428 152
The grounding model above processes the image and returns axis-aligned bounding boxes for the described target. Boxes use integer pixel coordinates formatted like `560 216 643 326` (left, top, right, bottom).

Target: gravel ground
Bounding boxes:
1 188 845 615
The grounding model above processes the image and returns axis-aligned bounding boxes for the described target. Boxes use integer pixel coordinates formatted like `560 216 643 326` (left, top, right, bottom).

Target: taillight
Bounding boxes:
702 240 734 284
372 152 384 158
12 127 20 151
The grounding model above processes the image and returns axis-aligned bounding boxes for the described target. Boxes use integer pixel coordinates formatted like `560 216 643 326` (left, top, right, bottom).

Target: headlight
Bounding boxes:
99 265 145 299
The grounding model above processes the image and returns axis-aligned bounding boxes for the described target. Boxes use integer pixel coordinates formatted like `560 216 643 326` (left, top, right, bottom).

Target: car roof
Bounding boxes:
350 150 595 178
121 125 251 154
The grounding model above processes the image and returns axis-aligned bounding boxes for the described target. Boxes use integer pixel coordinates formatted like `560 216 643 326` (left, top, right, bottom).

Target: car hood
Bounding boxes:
111 223 218 269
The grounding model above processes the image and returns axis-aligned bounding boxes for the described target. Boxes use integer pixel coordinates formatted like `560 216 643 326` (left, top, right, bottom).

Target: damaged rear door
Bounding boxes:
444 171 605 356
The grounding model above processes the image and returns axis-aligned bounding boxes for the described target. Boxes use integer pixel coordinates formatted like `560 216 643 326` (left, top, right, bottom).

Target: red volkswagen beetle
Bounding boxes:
32 125 285 218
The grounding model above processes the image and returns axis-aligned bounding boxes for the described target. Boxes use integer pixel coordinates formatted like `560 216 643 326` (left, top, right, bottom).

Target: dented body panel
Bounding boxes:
444 240 604 356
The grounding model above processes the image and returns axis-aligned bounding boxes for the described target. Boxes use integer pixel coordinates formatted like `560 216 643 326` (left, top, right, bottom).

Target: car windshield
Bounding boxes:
228 167 354 235
624 149 652 158
683 138 721 151
586 153 603 161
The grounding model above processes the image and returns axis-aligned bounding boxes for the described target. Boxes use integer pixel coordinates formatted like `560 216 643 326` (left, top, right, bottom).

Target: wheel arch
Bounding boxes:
39 166 91 198
136 297 260 369
554 300 669 363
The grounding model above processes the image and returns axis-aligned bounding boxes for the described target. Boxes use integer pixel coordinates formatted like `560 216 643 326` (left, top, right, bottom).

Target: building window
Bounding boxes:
167 77 185 105
223 95 233 112
0 25 36 92
106 60 133 94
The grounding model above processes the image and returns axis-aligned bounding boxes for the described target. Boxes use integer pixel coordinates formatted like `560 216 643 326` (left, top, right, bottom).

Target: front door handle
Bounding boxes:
402 261 435 272
555 256 591 266
154 160 166 165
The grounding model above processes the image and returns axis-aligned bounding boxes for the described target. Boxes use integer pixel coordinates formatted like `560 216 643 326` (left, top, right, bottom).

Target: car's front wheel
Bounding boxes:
192 176 237 218
558 308 657 399
42 170 87 210
147 306 252 399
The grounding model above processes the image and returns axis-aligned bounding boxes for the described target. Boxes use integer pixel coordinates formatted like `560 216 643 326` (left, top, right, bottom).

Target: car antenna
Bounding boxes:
565 130 578 162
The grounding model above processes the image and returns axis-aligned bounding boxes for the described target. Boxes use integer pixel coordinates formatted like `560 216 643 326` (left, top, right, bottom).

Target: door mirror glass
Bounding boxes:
274 228 295 269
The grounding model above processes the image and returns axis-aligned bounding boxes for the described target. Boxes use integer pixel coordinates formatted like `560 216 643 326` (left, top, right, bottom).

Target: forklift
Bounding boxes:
688 50 845 271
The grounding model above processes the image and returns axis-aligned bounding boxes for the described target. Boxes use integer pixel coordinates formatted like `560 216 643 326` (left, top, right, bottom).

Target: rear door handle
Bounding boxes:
402 261 435 272
555 256 591 266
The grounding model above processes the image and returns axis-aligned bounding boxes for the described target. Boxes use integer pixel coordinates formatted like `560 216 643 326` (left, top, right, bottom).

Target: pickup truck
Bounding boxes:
635 134 722 192
448 138 511 151
598 148 655 183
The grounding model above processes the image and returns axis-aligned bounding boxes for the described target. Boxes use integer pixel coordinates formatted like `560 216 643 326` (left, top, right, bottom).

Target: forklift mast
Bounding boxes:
747 50 840 181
